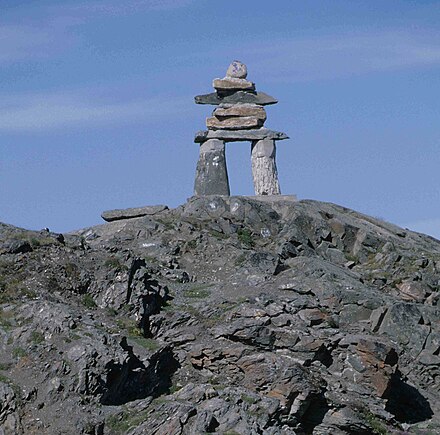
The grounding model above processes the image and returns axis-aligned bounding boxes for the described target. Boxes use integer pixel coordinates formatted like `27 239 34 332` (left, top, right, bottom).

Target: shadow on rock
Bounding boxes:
385 372 433 424
100 343 179 406
300 392 330 434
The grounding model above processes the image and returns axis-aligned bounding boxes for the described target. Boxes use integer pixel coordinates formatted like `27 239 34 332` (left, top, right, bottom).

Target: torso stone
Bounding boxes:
214 104 266 121
206 116 263 130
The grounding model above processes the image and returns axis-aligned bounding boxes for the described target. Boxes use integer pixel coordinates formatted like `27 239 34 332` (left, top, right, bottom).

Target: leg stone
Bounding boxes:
194 139 230 196
251 139 281 195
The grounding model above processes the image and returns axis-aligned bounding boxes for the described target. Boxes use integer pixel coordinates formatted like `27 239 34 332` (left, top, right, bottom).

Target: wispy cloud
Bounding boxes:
0 91 190 132
257 30 440 82
187 29 440 83
0 25 56 64
0 0 196 64
54 0 196 15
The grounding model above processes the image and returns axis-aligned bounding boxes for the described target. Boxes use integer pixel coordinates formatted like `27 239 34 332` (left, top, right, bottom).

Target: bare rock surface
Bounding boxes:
101 205 168 222
1 197 440 434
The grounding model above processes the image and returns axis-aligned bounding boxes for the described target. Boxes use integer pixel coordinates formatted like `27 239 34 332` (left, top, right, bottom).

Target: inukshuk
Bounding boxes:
193 60 288 196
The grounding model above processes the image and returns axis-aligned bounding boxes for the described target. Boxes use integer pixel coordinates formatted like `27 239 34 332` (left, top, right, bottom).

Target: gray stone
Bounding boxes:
226 60 247 79
194 128 288 143
0 382 16 422
214 103 266 121
3 194 440 434
396 280 430 302
206 115 263 130
101 205 168 222
194 91 277 106
251 139 281 195
194 139 230 196
213 77 255 92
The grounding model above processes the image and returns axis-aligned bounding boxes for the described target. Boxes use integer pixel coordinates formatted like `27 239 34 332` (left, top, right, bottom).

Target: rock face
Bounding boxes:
1 197 440 434
193 61 288 196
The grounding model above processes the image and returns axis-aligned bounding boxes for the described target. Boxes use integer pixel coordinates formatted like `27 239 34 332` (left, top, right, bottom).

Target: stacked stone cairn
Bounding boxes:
193 61 289 196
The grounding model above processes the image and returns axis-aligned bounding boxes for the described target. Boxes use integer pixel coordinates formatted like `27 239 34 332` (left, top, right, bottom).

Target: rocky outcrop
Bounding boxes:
1 197 440 434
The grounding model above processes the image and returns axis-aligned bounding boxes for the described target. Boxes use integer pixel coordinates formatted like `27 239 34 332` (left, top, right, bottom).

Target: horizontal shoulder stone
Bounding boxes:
195 128 289 143
195 91 277 106
101 205 168 222
206 116 263 130
212 77 255 91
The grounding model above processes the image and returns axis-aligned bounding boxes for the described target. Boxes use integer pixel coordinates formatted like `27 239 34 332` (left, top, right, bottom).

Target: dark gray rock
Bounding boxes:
0 382 20 435
194 139 230 196
1 197 440 434
101 205 168 222
195 91 278 106
195 127 288 143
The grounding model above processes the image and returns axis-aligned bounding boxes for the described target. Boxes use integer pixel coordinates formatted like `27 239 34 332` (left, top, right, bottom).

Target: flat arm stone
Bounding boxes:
194 91 278 106
101 205 168 222
195 128 289 143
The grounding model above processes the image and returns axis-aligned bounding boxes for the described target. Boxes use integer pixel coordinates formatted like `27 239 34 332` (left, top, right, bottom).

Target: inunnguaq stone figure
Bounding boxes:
193 61 288 196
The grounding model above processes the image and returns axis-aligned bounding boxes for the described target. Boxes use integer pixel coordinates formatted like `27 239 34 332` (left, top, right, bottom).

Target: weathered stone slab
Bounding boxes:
195 128 288 143
101 205 168 222
195 91 277 106
206 116 263 130
226 60 247 78
194 139 230 196
251 139 281 195
213 77 255 92
214 104 266 121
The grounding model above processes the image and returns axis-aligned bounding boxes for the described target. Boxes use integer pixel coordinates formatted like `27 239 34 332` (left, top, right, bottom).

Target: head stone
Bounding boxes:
226 60 247 79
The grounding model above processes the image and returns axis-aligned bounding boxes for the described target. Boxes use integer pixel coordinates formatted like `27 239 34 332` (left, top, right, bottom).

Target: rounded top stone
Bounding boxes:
226 60 247 79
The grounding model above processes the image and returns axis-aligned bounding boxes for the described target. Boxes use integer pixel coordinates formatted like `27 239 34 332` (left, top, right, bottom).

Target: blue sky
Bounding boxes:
1 0 439 236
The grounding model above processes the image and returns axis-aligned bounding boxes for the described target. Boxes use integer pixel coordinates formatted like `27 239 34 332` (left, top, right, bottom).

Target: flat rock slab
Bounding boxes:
213 78 255 91
206 116 263 130
101 205 168 222
214 104 266 120
244 194 297 203
195 91 277 106
195 128 289 143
